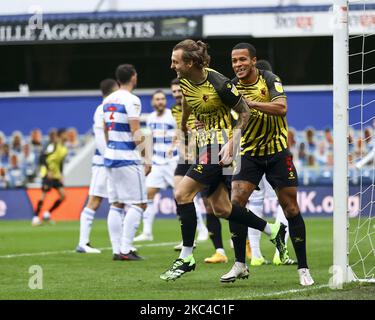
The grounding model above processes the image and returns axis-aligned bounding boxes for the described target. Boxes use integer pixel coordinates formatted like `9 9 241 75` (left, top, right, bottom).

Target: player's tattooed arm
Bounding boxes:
181 96 192 133
219 97 250 166
246 97 287 116
232 97 251 133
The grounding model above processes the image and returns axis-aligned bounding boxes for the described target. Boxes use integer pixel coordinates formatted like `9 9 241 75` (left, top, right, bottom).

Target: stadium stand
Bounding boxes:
0 124 373 188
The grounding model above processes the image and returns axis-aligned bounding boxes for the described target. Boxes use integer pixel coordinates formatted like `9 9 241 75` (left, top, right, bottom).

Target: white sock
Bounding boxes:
79 207 95 247
107 206 124 254
197 211 207 234
263 223 272 236
179 246 194 259
216 248 226 256
275 204 290 251
142 200 155 236
194 197 208 234
121 205 143 254
247 202 264 259
248 228 262 259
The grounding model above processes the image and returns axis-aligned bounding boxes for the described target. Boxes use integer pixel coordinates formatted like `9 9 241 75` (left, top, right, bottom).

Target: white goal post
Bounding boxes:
333 0 351 286
333 0 375 286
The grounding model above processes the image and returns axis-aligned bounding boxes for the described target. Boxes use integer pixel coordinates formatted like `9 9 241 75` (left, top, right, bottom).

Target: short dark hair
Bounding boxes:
232 43 257 59
173 39 210 69
256 59 272 72
115 64 136 85
170 78 179 86
57 128 66 137
99 78 118 98
152 90 165 98
48 128 57 136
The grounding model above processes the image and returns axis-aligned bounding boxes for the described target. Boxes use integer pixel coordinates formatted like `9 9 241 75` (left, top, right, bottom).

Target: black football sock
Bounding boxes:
35 200 43 216
229 220 248 263
49 199 63 213
228 204 267 231
175 200 182 224
206 213 223 250
287 213 308 269
174 199 180 217
177 202 197 247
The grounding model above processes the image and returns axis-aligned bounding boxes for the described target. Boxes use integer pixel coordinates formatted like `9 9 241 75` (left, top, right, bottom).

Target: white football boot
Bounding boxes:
75 244 101 254
220 262 249 283
134 233 153 242
42 211 51 221
31 216 42 226
298 268 315 286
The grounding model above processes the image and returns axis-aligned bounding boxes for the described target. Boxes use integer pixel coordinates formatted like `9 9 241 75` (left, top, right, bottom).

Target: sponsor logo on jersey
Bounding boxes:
286 155 295 179
133 103 141 115
230 84 240 96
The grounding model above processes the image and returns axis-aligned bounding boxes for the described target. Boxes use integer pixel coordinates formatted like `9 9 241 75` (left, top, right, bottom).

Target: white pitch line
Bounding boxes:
220 284 330 300
0 241 179 259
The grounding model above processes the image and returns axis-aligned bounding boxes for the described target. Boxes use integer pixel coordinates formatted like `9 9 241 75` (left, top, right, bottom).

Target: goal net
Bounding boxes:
343 0 375 282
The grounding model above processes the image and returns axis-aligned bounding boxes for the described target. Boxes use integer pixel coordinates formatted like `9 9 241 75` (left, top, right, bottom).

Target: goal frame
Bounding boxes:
332 0 375 285
333 0 352 286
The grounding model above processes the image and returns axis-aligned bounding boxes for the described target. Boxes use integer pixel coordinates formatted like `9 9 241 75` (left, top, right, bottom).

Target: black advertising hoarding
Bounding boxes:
0 15 202 44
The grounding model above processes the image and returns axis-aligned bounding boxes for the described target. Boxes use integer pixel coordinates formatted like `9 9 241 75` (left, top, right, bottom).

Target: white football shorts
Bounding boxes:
146 160 178 189
106 165 147 205
88 166 108 198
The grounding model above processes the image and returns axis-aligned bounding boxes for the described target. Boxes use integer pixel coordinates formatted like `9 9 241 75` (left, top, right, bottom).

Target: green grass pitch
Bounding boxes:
0 218 374 300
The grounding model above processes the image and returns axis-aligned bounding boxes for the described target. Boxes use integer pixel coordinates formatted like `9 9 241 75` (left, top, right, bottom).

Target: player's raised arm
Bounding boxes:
245 72 287 116
245 96 287 116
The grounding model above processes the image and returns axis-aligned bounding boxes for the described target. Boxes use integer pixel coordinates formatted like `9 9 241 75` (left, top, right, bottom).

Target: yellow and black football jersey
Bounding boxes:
232 69 288 157
179 68 241 147
171 104 196 130
39 142 68 179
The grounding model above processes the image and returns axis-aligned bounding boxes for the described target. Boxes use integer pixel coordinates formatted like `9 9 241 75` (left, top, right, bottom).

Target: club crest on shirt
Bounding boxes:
274 82 284 93
193 164 204 173
202 94 209 102
260 87 267 96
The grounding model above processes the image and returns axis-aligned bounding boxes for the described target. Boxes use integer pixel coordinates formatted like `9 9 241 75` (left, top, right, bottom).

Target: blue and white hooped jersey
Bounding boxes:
102 89 142 168
147 109 178 165
92 149 104 166
92 103 105 167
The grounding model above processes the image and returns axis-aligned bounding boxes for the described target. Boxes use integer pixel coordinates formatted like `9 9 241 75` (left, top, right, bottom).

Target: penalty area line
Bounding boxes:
0 241 179 259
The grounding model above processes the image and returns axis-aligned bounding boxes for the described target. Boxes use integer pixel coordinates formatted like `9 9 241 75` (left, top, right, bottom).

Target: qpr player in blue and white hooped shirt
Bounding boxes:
147 92 178 188
135 91 178 242
102 65 147 260
103 87 148 204
76 79 119 254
